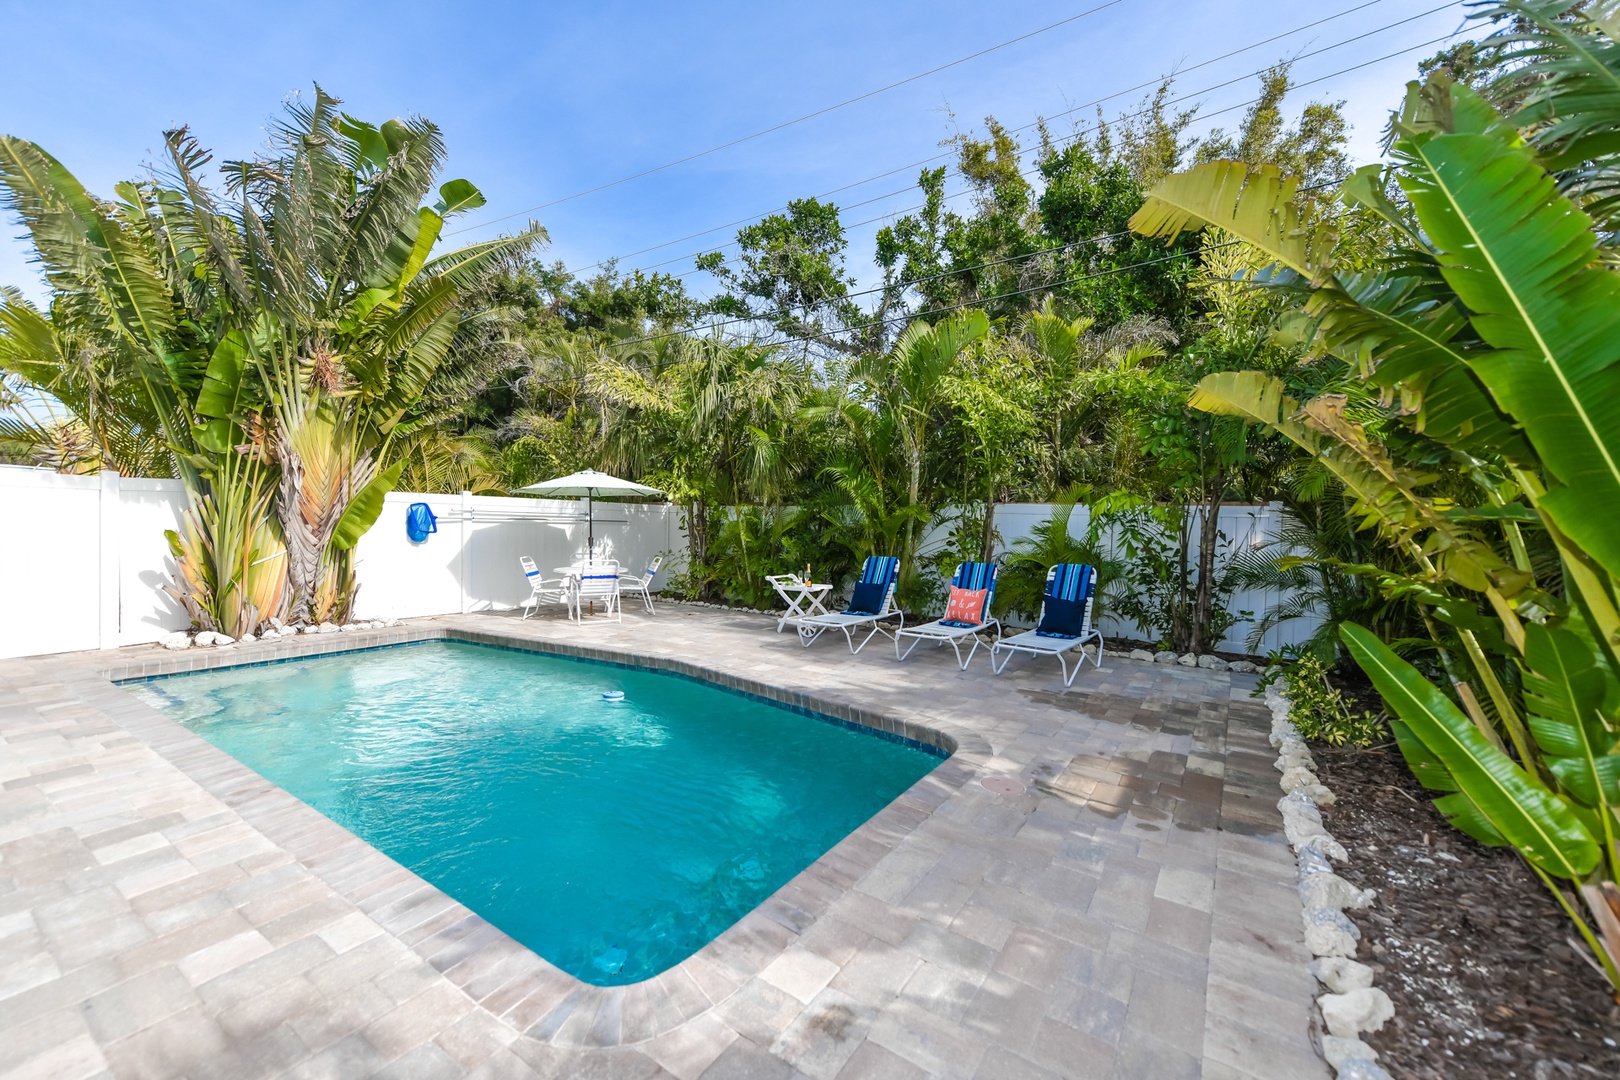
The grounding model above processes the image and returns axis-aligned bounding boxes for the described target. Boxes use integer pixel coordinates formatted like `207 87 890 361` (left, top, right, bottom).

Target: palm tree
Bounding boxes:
0 87 543 630
842 310 989 576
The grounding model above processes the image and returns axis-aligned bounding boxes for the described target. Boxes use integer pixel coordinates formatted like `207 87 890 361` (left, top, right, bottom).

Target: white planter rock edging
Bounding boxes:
1263 681 1396 1080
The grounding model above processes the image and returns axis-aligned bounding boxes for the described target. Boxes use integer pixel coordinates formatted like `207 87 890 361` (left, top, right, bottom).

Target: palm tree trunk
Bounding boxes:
1191 472 1227 653
980 494 998 563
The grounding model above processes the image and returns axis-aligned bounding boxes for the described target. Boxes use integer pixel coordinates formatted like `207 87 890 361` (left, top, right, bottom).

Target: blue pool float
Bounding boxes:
602 691 625 701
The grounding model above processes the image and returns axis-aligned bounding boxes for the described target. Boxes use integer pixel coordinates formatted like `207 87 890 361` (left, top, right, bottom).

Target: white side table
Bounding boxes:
767 575 833 632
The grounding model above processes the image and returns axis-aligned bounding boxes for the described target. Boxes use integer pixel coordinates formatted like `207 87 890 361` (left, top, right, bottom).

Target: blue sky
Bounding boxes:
1 0 1469 309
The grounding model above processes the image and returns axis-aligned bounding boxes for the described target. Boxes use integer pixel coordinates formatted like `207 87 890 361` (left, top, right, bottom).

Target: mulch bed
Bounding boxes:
1313 744 1620 1079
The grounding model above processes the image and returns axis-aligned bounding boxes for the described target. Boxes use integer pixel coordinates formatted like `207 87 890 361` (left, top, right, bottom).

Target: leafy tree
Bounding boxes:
697 198 865 351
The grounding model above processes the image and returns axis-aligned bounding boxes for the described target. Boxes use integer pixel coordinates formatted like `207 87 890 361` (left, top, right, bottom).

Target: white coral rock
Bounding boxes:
1310 957 1375 993
1318 987 1394 1039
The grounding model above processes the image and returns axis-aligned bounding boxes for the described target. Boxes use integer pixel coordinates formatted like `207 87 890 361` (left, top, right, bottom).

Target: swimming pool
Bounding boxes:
131 640 944 986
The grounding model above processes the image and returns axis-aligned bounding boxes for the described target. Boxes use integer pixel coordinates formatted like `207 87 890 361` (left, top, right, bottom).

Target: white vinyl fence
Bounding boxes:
0 465 682 660
349 490 682 621
924 501 1321 655
0 463 1319 660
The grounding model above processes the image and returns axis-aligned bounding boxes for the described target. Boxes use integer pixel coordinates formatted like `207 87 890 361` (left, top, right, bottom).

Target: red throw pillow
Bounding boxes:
943 586 988 626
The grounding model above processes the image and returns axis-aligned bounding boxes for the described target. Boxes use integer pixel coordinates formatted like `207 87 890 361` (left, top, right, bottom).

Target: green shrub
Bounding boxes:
1281 655 1386 748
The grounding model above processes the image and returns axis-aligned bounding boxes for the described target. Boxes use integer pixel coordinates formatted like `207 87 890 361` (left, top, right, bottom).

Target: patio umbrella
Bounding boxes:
515 468 664 554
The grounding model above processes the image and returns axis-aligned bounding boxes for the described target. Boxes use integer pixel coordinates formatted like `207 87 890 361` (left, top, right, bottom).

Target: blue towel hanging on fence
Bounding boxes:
405 503 438 544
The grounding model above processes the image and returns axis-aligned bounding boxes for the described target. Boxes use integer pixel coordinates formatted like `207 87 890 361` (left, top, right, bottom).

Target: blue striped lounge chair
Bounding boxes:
990 564 1103 686
894 561 1001 669
797 556 904 653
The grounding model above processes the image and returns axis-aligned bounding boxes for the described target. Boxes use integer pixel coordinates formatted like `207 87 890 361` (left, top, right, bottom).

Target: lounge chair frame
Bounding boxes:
895 562 1002 670
572 560 622 623
619 555 664 613
796 558 904 654
990 566 1104 687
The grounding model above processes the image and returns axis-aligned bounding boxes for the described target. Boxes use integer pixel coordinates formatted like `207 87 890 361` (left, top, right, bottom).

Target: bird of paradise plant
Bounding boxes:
1128 0 1620 995
0 88 543 634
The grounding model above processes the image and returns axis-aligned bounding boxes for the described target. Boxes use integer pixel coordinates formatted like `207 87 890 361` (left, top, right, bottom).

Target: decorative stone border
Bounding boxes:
1262 681 1396 1080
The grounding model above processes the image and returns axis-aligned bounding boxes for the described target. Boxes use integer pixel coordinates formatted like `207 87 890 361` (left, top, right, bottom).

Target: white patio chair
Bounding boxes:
619 555 664 613
990 564 1103 687
519 556 573 620
572 560 622 623
894 561 1001 670
796 556 904 654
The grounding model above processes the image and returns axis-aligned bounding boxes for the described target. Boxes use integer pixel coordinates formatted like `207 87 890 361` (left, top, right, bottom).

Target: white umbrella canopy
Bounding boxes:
515 469 665 553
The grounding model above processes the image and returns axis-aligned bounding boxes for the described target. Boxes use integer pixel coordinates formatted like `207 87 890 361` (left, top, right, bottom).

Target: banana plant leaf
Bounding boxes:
1522 622 1620 808
330 460 404 552
1396 84 1620 582
1340 621 1601 879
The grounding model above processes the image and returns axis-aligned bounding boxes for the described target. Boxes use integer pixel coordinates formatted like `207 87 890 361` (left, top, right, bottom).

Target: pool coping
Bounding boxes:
89 623 993 1050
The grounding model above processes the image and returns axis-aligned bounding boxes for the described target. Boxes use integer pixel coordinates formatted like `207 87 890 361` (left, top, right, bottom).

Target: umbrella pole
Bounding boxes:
587 490 594 556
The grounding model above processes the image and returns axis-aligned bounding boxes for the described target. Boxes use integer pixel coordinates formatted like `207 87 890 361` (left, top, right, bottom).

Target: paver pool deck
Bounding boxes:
0 606 1328 1080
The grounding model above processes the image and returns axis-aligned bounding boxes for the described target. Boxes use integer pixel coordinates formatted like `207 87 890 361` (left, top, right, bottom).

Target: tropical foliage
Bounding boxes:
1134 0 1620 994
0 88 541 634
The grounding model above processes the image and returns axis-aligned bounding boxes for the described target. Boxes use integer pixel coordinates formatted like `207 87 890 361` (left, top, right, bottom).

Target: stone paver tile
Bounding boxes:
767 986 874 1080
1107 1031 1200 1080
866 996 989 1079
827 942 920 1006
1201 1011 1330 1080
1024 1017 1115 1080
100 1005 231 1079
897 960 983 1023
372 1041 464 1080
971 1045 1063 1080
834 1039 928 1080
189 1023 312 1080
715 978 804 1048
363 980 477 1062
642 1009 740 1080
176 927 276 986
963 970 1049 1053
899 920 996 982
0 608 1319 1079
991 926 1072 992
2 1033 110 1080
285 1031 386 1080
1121 968 1205 1055
1152 866 1214 913
1143 897 1211 957
758 947 840 1005
698 1035 800 1080
80 965 201 1043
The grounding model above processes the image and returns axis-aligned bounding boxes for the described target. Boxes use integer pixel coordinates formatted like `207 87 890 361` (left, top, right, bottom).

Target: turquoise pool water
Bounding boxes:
131 640 942 985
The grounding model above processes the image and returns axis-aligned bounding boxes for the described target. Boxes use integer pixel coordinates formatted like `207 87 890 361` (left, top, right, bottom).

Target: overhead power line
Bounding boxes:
603 172 1350 353
448 0 1130 236
559 0 1448 280
648 5 1461 283
468 15 1465 362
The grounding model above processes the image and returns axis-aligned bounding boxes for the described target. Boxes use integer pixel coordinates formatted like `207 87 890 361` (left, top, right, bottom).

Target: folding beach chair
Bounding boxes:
796 556 903 653
894 561 1001 669
990 564 1103 686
